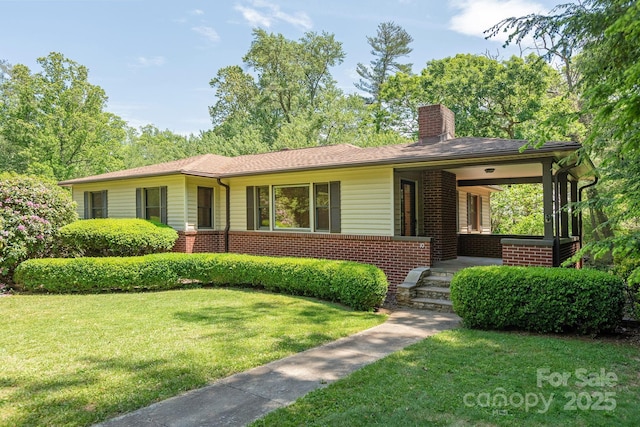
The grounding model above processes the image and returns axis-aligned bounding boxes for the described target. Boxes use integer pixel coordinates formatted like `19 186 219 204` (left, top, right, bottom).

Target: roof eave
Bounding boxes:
217 147 581 178
58 169 222 186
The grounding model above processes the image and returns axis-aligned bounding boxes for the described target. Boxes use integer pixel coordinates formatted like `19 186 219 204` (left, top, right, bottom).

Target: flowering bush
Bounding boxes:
0 173 77 288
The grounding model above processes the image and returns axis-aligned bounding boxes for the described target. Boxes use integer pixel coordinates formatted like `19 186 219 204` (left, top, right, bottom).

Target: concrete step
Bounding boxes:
429 268 457 278
409 298 455 313
415 286 451 300
420 274 453 288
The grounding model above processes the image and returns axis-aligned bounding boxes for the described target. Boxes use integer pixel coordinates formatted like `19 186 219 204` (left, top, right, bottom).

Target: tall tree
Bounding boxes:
0 52 126 180
381 53 583 140
355 21 413 132
355 22 413 100
0 59 11 84
492 0 639 268
209 29 373 149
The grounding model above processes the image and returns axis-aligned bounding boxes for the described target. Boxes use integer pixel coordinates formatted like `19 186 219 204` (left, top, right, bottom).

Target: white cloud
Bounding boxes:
234 1 312 30
449 0 545 41
132 56 166 68
192 26 221 43
191 9 204 15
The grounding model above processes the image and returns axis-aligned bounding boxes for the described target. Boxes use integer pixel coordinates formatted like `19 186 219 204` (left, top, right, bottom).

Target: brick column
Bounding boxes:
422 170 457 261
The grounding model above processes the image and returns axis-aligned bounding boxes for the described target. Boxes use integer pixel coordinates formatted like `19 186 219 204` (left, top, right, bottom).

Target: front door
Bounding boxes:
400 180 417 236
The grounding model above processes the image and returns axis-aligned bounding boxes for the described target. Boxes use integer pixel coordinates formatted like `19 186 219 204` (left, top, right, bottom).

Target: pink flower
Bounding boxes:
17 225 26 232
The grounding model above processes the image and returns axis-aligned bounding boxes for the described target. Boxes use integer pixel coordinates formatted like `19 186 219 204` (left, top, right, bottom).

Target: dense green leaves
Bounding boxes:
0 53 127 180
0 173 77 286
15 253 388 310
494 0 640 286
59 218 178 257
450 266 626 334
491 184 544 235
382 53 583 140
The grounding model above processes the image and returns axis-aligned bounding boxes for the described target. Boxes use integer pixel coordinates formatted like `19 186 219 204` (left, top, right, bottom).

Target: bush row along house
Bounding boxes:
60 105 595 295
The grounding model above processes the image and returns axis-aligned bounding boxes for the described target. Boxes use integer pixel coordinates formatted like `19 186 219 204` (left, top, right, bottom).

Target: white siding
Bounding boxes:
71 175 187 230
457 186 493 234
184 176 223 231
227 166 394 236
458 190 467 232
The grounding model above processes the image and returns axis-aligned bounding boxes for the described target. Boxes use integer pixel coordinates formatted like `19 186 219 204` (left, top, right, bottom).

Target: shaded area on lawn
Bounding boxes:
0 288 385 427
253 329 640 426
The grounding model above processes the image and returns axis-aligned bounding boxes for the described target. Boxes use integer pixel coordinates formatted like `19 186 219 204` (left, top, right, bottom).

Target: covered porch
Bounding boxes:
394 154 593 268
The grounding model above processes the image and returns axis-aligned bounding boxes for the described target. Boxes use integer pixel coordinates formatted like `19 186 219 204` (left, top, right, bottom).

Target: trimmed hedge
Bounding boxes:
450 266 626 334
58 218 178 257
13 253 388 310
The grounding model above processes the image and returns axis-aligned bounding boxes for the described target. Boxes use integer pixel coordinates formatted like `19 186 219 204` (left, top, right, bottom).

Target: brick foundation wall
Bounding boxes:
458 234 503 258
502 243 554 267
174 230 225 254
172 230 431 295
228 232 431 294
458 234 544 258
423 170 457 261
559 238 581 268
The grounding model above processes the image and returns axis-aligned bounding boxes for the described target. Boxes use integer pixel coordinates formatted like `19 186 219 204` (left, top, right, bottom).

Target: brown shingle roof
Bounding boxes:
59 138 582 185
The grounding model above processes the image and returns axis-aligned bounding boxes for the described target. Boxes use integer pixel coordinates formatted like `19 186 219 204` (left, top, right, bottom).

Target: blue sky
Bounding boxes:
2 0 561 135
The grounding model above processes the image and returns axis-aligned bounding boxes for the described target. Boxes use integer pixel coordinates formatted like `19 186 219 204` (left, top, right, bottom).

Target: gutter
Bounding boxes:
217 178 230 253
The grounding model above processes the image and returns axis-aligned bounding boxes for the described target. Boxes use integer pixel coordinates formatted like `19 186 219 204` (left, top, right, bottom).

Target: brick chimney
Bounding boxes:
418 104 455 143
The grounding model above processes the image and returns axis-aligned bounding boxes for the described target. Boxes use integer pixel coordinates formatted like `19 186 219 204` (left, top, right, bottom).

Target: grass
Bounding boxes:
252 329 640 427
0 288 386 427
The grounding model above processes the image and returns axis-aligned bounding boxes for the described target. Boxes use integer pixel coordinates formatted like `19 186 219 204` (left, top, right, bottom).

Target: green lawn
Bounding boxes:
0 288 385 427
253 329 640 427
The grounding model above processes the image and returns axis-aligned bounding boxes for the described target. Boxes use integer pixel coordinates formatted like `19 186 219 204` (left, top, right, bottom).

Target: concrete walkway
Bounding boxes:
95 309 460 427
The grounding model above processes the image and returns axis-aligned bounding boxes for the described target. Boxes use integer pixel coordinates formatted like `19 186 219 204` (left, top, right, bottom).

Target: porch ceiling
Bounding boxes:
446 163 542 181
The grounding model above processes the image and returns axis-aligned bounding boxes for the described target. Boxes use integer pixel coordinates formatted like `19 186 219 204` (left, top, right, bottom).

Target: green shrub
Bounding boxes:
611 254 640 320
0 173 77 288
58 218 178 257
450 266 626 334
14 253 388 310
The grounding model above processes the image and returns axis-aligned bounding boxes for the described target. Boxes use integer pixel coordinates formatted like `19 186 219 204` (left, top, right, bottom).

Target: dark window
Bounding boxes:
145 187 161 222
197 187 213 229
274 185 310 229
136 187 167 224
84 191 107 219
257 186 270 229
314 183 329 231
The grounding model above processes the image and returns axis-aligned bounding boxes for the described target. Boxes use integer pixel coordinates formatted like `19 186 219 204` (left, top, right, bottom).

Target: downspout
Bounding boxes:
217 178 230 253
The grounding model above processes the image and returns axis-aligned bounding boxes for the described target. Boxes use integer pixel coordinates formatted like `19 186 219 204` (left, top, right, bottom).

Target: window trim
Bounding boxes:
197 186 214 229
136 186 167 224
246 182 340 233
467 193 482 232
256 186 270 230
314 183 330 232
273 184 311 231
84 190 108 219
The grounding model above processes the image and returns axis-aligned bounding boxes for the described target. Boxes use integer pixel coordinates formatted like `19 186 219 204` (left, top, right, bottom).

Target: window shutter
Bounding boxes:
329 181 341 233
83 192 90 219
246 186 255 230
160 186 168 225
102 190 108 218
135 188 142 218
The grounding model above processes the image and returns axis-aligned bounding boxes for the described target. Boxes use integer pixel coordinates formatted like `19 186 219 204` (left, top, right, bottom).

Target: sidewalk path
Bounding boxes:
95 309 460 427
